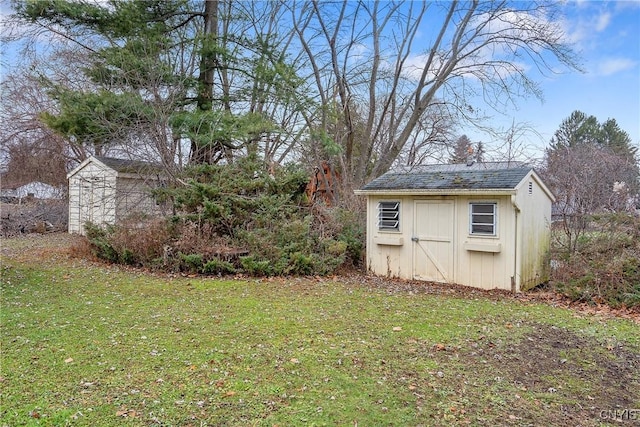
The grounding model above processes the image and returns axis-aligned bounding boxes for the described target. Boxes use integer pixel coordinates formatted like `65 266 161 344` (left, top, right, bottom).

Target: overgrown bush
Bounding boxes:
84 222 119 262
107 215 173 266
549 213 640 308
83 156 366 277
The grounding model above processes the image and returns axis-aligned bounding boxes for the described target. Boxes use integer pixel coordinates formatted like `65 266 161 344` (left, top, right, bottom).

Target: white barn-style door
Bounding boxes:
412 200 454 283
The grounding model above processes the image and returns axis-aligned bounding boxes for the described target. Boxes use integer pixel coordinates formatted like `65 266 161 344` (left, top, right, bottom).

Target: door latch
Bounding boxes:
411 236 419 242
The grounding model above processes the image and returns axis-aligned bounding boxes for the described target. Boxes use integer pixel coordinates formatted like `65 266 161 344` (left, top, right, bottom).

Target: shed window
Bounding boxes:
378 201 400 231
470 203 497 235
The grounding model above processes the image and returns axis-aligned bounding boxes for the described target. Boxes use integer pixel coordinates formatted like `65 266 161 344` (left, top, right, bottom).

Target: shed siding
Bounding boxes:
366 194 524 291
68 161 117 235
514 176 553 290
366 195 410 278
455 195 516 290
67 157 162 235
360 167 553 292
114 176 161 222
68 176 81 234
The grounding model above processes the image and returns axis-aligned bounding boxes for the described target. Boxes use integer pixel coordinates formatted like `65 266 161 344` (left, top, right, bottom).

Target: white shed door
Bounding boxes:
78 176 106 234
413 200 454 283
79 180 93 234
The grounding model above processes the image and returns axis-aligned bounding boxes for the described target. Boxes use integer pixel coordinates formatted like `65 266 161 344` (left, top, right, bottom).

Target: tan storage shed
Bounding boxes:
355 163 555 292
67 156 166 235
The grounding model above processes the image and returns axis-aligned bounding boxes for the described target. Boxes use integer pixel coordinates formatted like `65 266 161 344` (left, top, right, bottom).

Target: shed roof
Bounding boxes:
393 161 529 173
361 166 531 192
94 156 163 174
67 155 164 179
356 162 554 198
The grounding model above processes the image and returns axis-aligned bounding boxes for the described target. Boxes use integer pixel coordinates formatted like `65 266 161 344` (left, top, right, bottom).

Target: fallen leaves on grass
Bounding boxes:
116 408 138 418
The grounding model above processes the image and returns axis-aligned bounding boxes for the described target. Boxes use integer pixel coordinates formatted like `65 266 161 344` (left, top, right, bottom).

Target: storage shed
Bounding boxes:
67 156 166 235
355 162 555 292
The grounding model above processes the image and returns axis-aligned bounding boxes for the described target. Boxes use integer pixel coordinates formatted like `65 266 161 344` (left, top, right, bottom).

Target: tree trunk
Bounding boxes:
191 0 219 164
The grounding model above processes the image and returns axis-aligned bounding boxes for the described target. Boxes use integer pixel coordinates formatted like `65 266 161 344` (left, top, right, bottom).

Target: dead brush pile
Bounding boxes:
549 213 640 308
1 199 68 236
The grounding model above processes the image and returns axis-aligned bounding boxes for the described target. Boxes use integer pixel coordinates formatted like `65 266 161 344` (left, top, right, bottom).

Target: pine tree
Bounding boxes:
543 110 639 221
450 135 472 164
16 0 303 166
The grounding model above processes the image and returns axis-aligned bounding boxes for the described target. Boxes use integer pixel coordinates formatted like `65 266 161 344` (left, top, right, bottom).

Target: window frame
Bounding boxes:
377 201 401 232
469 202 497 236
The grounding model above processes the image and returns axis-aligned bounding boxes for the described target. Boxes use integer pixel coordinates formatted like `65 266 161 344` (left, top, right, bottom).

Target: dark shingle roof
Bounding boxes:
360 163 533 192
94 156 163 174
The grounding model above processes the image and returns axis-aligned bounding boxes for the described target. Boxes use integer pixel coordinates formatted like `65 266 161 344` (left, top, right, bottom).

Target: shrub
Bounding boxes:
79 156 367 278
202 259 236 275
108 216 173 266
84 222 118 262
179 253 203 273
548 213 640 308
286 252 314 275
240 255 273 276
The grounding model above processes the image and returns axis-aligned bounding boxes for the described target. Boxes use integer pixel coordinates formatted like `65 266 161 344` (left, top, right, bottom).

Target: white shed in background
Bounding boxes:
355 162 555 292
67 156 166 235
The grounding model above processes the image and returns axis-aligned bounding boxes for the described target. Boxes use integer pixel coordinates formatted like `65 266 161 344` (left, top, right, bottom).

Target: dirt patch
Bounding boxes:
341 273 640 323
436 322 640 426
0 232 85 263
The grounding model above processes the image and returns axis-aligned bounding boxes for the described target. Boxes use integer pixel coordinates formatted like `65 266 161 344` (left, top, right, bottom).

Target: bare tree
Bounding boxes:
488 120 542 165
5 1 579 189
0 70 73 185
399 116 457 167
289 0 579 189
543 144 638 254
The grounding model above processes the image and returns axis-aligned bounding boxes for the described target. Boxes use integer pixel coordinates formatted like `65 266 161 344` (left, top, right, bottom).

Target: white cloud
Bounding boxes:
614 1 640 12
596 58 637 76
402 52 441 82
595 11 611 32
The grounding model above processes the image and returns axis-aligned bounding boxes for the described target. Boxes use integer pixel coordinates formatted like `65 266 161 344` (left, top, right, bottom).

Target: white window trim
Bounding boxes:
378 201 400 232
469 202 497 236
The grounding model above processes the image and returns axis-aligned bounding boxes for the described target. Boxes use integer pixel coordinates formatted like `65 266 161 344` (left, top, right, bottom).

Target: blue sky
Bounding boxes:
468 0 640 158
1 0 638 162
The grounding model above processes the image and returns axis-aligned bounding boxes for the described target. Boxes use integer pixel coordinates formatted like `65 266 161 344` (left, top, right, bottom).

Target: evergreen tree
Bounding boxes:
474 142 485 163
549 110 600 150
543 111 639 223
15 0 304 166
449 135 472 164
546 111 638 188
600 118 638 165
